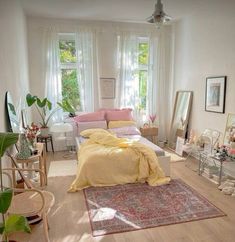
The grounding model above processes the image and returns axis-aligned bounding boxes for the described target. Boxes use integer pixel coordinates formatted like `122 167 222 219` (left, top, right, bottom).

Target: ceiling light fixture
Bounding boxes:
147 0 172 28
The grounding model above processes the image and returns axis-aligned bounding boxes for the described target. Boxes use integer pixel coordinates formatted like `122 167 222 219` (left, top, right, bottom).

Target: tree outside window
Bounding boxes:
138 41 149 112
59 36 81 111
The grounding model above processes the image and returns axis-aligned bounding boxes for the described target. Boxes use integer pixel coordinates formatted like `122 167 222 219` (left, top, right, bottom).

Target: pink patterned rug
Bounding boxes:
84 179 225 236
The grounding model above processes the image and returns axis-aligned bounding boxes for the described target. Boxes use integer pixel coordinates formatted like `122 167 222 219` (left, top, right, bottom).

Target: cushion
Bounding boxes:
106 109 133 122
109 126 141 136
74 111 105 122
76 120 107 135
108 120 137 129
80 128 109 138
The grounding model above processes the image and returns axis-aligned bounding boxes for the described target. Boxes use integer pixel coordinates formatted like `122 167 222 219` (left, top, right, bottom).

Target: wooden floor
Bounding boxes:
11 152 235 242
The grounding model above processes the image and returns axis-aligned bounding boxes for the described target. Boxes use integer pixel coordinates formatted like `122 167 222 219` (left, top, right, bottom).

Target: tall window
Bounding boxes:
117 35 150 124
138 39 149 111
59 34 80 110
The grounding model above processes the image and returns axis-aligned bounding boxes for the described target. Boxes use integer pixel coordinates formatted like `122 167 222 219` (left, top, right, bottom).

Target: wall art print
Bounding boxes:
205 76 226 113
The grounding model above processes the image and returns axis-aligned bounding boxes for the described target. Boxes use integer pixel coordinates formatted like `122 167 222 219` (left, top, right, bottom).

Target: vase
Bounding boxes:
16 133 31 159
40 127 49 136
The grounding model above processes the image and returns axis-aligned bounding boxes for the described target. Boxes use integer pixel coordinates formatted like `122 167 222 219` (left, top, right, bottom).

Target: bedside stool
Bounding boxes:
37 134 54 153
140 127 158 144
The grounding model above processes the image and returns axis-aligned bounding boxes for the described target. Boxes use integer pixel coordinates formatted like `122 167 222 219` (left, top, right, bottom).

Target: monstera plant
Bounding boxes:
0 132 31 241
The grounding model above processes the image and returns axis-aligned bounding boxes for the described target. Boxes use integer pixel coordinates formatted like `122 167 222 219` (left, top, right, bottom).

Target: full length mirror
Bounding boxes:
5 91 20 132
168 91 193 150
223 113 235 147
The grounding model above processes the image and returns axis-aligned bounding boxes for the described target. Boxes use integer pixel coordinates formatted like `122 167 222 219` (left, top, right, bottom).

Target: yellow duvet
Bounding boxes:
68 130 170 192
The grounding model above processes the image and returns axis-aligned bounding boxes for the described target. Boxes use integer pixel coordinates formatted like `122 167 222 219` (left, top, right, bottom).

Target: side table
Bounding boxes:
37 134 54 152
140 127 158 144
198 153 232 186
14 142 47 186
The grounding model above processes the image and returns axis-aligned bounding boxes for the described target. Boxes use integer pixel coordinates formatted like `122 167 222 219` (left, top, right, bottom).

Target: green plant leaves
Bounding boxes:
0 133 19 158
26 93 37 107
0 189 13 213
4 214 31 235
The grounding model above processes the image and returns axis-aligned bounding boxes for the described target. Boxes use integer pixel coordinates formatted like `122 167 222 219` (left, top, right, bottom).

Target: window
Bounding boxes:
59 34 81 110
138 40 149 111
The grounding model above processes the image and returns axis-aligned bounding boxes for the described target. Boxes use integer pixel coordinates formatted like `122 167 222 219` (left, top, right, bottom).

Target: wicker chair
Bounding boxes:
3 154 55 242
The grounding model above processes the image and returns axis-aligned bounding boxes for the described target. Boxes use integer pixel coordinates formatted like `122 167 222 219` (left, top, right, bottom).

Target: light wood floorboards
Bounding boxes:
10 152 235 242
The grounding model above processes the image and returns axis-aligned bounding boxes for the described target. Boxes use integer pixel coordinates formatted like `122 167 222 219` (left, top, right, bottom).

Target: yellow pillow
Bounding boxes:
80 128 109 138
108 121 136 129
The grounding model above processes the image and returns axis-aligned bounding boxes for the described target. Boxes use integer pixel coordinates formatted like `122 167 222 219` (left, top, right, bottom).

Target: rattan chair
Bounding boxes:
3 154 55 242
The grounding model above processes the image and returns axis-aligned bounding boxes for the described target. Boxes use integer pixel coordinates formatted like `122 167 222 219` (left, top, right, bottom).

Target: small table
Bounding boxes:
198 153 233 186
140 127 158 144
14 143 47 186
37 134 54 152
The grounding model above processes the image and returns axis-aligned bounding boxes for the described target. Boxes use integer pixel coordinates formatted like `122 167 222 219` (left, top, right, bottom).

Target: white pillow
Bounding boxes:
109 126 141 136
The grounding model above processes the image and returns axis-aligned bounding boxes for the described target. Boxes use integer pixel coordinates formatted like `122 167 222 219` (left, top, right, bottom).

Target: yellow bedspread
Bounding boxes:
68 130 170 192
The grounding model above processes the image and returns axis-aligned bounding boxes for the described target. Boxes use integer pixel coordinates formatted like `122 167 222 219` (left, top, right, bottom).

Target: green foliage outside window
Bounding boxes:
61 69 80 110
138 42 149 110
59 40 77 63
59 38 81 112
138 43 149 65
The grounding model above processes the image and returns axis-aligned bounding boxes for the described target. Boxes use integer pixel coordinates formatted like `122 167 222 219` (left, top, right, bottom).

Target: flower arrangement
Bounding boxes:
215 145 235 161
149 114 156 126
25 122 40 148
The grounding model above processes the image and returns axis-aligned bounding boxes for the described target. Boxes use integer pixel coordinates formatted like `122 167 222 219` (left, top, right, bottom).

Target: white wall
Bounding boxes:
173 9 235 141
0 0 29 132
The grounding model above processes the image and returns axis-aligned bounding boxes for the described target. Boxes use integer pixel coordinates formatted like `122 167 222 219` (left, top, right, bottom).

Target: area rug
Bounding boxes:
84 179 225 236
48 160 77 177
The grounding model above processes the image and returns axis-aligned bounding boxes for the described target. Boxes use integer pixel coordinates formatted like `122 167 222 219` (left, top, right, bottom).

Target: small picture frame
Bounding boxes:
175 137 185 156
100 78 116 99
205 76 226 113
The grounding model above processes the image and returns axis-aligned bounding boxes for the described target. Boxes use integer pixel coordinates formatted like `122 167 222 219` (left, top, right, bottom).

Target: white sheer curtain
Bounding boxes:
117 28 172 140
75 29 100 112
117 33 143 123
43 27 99 124
43 27 63 123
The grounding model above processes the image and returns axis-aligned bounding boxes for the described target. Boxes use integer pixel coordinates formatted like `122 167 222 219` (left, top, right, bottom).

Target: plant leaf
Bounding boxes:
0 133 19 158
0 189 13 213
26 93 37 107
36 98 47 108
4 214 31 235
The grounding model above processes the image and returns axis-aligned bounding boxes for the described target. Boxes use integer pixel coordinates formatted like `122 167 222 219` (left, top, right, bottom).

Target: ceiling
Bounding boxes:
21 0 235 23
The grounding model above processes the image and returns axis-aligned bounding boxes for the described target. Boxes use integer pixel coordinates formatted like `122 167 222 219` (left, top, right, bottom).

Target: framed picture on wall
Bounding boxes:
100 78 116 99
205 76 227 113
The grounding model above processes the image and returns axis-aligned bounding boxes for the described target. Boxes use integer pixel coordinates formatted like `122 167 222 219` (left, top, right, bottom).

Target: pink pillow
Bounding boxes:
74 111 105 122
106 109 133 121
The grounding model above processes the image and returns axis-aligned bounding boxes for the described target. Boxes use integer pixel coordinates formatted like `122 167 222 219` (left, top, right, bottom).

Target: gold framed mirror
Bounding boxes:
223 113 235 147
168 91 193 150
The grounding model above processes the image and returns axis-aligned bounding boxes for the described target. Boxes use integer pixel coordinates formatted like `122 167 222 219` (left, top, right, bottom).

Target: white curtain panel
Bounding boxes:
43 27 63 123
116 33 143 123
75 30 100 112
117 28 172 140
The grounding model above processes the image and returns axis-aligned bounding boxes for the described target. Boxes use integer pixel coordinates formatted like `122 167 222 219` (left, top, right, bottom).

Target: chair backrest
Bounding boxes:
200 129 221 154
7 152 35 189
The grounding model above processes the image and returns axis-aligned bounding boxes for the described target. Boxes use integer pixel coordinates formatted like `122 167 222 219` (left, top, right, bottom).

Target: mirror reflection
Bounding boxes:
168 91 193 150
5 91 20 132
223 113 235 146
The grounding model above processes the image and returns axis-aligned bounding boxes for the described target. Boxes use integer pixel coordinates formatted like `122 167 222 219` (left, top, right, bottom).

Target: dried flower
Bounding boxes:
149 114 156 124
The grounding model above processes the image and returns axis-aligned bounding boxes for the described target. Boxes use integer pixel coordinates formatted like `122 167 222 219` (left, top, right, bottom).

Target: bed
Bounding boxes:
74 120 171 177
68 108 171 190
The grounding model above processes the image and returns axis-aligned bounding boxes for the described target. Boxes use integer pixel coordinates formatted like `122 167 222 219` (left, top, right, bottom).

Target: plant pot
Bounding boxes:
40 127 49 136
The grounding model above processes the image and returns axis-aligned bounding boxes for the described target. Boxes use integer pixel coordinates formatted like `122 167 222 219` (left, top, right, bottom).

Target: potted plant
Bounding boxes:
57 98 77 117
26 93 58 136
0 132 31 241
